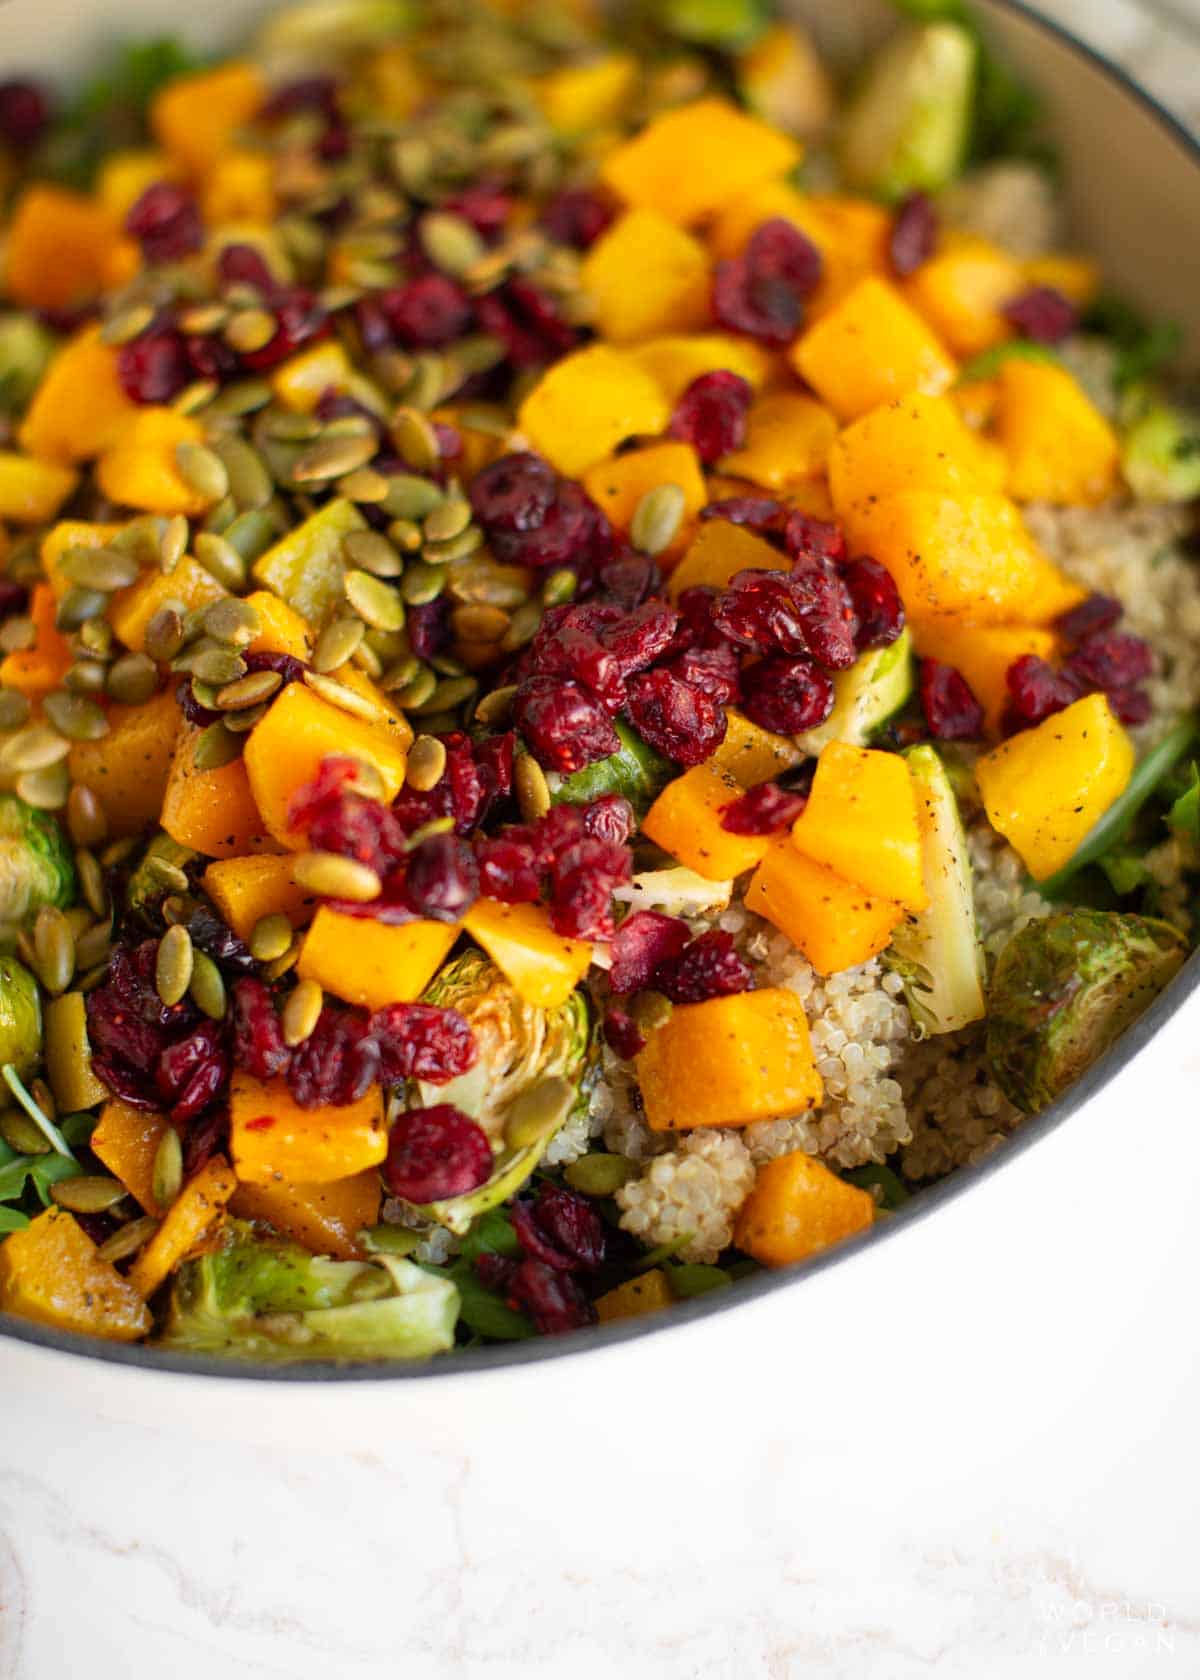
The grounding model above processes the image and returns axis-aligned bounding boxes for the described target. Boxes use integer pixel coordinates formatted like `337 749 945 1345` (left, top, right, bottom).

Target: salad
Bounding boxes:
0 0 1196 1362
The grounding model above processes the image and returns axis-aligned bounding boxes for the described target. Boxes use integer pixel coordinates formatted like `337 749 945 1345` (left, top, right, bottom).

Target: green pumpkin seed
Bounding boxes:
212 435 273 510
52 1176 128 1215
156 923 194 1007
179 303 229 335
0 1106 50 1155
282 977 324 1048
563 1153 637 1196
343 530 403 579
412 675 477 715
214 669 283 712
193 722 243 771
399 561 444 606
292 433 379 484
630 482 686 558
189 679 219 712
42 691 109 742
190 643 248 686
210 379 273 417
313 616 366 674
0 616 34 653
451 603 510 643
16 762 69 810
293 850 382 901
503 1076 576 1150
143 606 186 663
400 355 446 414
392 665 437 710
57 586 107 630
405 734 447 792
152 1127 184 1211
75 917 112 971
264 943 300 982
98 1215 161 1264
424 525 483 566
422 495 472 545
76 618 113 658
222 701 271 734
389 518 424 554
174 380 220 417
66 785 107 849
101 303 156 346
189 950 227 1020
344 568 405 633
630 990 674 1034
472 683 517 727
203 596 262 648
225 308 279 355
501 600 543 652
339 467 390 504
100 836 139 869
1 722 70 773
106 651 159 705
65 659 107 698
515 752 551 823
75 849 108 920
250 912 295 963
381 473 444 521
421 209 487 276
156 514 188 574
147 855 191 895
224 509 279 563
194 532 247 590
390 407 441 474
302 669 387 723
175 441 231 504
0 689 31 730
262 410 322 443
32 907 75 995
380 655 421 695
60 545 141 593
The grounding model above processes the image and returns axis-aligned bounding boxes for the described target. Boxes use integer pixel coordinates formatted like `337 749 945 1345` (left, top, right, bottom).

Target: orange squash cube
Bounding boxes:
704 708 804 787
536 52 638 133
0 582 71 699
202 853 317 943
582 209 711 342
270 342 354 415
828 392 1001 515
902 233 1025 357
298 907 458 1011
719 391 838 490
0 1208 151 1340
162 729 277 858
0 453 78 525
746 841 904 974
97 409 215 516
708 178 829 262
518 344 670 478
230 1171 381 1261
995 359 1120 506
582 441 706 561
5 186 136 312
201 150 276 225
666 518 789 601
791 276 957 422
108 555 227 653
230 1072 386 1188
90 1101 169 1216
791 741 928 911
913 622 1059 735
734 1151 874 1267
804 194 892 317
635 988 822 1132
151 62 267 178
127 1156 237 1299
643 763 772 881
67 688 181 838
595 1268 675 1323
243 590 313 661
19 327 140 463
462 899 591 1008
600 97 800 226
41 521 124 598
629 334 772 404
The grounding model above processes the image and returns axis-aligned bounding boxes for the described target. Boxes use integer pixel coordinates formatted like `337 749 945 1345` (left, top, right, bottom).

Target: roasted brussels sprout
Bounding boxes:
840 21 976 201
0 955 42 1082
160 1221 459 1361
551 721 671 816
986 909 1187 1111
1121 387 1200 504
0 314 57 412
0 795 76 928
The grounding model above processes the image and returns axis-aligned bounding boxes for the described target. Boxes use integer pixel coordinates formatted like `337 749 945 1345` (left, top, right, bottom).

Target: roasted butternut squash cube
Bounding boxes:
271 342 354 414
0 1208 151 1340
298 908 458 1011
719 391 838 490
0 582 71 698
600 97 800 226
462 899 591 1008
5 186 135 312
704 707 803 787
791 276 956 422
734 1151 874 1267
913 622 1059 735
230 1072 386 1188
19 327 140 463
708 178 828 262
243 681 411 847
0 453 78 525
127 1156 237 1299
582 209 711 343
629 334 771 403
202 853 317 943
250 497 364 627
666 517 789 601
536 52 638 132
995 360 1120 506
804 194 892 317
975 692 1134 880
91 1100 169 1216
635 988 822 1131
595 1268 675 1323
791 741 928 911
151 62 267 177
230 1170 381 1261
202 149 276 225
97 409 215 516
243 590 313 661
162 728 276 858
582 441 706 561
518 345 670 477
902 233 1025 357
41 520 124 598
67 688 181 837
643 764 772 881
1022 253 1099 306
109 555 227 653
828 392 1001 515
97 148 180 220
746 841 904 974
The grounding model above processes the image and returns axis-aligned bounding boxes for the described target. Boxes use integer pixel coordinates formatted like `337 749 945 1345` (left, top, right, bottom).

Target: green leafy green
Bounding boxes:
0 1138 81 1210
1099 849 1151 897
1083 294 1183 392
458 1206 522 1264
666 1263 732 1298
37 38 204 188
448 1260 534 1340
552 722 672 816
1167 763 1200 845
958 340 1058 384
844 1163 911 1209
2 1064 76 1160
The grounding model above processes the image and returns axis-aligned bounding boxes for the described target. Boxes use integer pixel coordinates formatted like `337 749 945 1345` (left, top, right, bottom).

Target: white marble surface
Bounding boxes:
4 6 1200 1677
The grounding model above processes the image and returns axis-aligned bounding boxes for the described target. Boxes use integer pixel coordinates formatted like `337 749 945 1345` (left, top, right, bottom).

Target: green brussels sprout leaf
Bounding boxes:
840 22 976 201
0 795 76 928
0 958 43 1086
551 721 672 816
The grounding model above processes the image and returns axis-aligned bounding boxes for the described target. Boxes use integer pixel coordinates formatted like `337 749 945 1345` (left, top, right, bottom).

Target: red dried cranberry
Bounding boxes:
626 667 727 766
540 186 616 249
118 328 191 404
603 1008 646 1060
157 1022 230 1127
530 621 627 714
514 676 620 773
474 732 515 811
1005 654 1083 730
231 979 290 1080
404 832 480 922
369 1003 477 1085
549 835 632 941
673 585 726 649
920 659 985 740
186 332 239 384
87 941 199 1109
665 644 741 705
610 910 690 995
406 596 451 661
599 601 681 678
217 243 279 295
0 80 50 149
381 275 472 348
1055 592 1122 646
712 219 822 346
240 289 329 371
475 834 542 903
1065 632 1153 692
720 781 807 835
499 480 611 572
441 183 512 240
438 732 487 832
383 1104 493 1202
287 755 367 830
889 191 938 276
182 1105 229 1177
656 930 754 1005
124 182 203 265
528 803 585 869
789 561 858 670
476 280 579 370
582 793 633 846
260 75 339 119
714 568 850 667
287 1007 380 1109
596 551 661 611
784 511 847 567
470 452 557 534
487 1255 595 1334
669 370 754 463
185 903 255 974
740 653 834 734
700 496 785 534
842 556 906 649
512 1183 606 1271
0 580 29 620
1004 286 1079 344
1108 687 1152 725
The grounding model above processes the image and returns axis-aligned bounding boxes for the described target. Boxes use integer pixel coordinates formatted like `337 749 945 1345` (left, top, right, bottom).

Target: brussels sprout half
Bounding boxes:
840 21 976 201
0 955 43 1082
0 795 76 929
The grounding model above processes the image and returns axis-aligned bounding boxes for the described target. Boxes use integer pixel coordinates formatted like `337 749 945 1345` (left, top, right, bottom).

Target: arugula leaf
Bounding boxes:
448 1261 534 1341
1166 763 1200 846
0 1208 31 1234
844 1163 911 1208
958 340 1058 384
1099 849 1151 897
1083 293 1183 391
666 1263 731 1298
458 1207 521 1264
0 1148 80 1209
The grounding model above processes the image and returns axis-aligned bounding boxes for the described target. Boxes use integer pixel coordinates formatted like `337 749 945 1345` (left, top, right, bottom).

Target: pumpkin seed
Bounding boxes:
344 568 405 633
630 990 674 1034
179 303 229 335
501 600 543 652
399 561 444 605
189 949 227 1020
16 763 69 810
225 308 279 355
0 1107 50 1155
75 849 108 919
0 616 34 654
262 409 322 443
380 655 421 694
63 904 93 939
281 977 324 1048
52 1176 128 1215
66 785 107 849
100 836 139 869
343 530 403 579
75 918 112 971
143 605 186 663
161 893 197 926
473 683 517 727
630 482 686 558
382 473 443 521
98 1215 161 1264
60 544 141 593
250 913 295 963
563 1152 637 1195
223 701 271 734
147 854 191 894
313 616 366 674
390 407 441 473
1 723 70 773
412 675 477 715
264 943 300 982
189 679 219 712
451 603 510 643
406 734 447 792
57 586 106 630
393 665 437 710
0 689 31 730
106 652 159 705
503 1076 576 1150
29 1078 55 1123
42 691 108 742
65 659 107 697
515 752 551 823
294 850 383 902
422 494 472 544
152 1127 184 1210
403 354 448 413
194 531 248 590
101 303 156 346
157 514 189 574
421 209 486 277
212 435 273 510
423 525 483 566
303 669 386 723
175 441 231 504
76 617 113 658
389 518 424 554
190 643 248 686
193 722 243 771
204 596 262 648
403 816 454 852
210 378 273 417
292 432 379 484
156 923 194 1007
32 907 74 995
174 379 220 417
339 467 390 504
214 669 283 712
352 639 385 680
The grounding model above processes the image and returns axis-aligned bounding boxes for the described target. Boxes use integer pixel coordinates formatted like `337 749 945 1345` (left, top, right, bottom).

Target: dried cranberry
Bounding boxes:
789 562 858 671
470 452 558 535
1065 632 1153 692
217 243 279 295
665 644 741 705
511 1183 606 1272
514 676 620 774
740 653 834 734
669 371 754 463
784 511 847 567
549 834 631 941
673 586 726 650
182 1105 228 1177
596 550 661 611
1004 286 1078 344
1005 654 1083 730
842 556 905 649
486 1255 595 1334
0 580 28 620
582 792 634 846
1108 687 1152 725
475 834 542 903
287 755 370 831
920 659 985 740
656 930 754 1005
118 328 191 404
889 191 938 276
406 596 451 661
712 219 822 346
260 75 339 120
721 781 807 835
599 601 681 678
474 732 515 814
369 1003 477 1085
494 478 612 573
311 793 408 876
404 832 480 922
603 1008 646 1061
231 979 290 1080
240 288 329 371
476 280 579 370
0 80 50 149
528 803 585 869
124 182 203 265
381 275 472 348
383 1104 493 1203
714 568 855 670
1055 592 1122 647
443 183 513 241
287 1007 380 1109
530 621 627 714
186 332 239 385
185 903 256 974
700 496 786 534
609 910 690 995
626 668 728 766
87 941 198 1109
540 186 616 249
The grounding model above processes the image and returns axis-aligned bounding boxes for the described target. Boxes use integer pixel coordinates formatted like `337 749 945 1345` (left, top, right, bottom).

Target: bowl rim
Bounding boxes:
3 0 1199 1384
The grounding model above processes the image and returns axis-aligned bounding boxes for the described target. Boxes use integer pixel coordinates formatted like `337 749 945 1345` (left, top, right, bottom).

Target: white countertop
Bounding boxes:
4 7 1200 1677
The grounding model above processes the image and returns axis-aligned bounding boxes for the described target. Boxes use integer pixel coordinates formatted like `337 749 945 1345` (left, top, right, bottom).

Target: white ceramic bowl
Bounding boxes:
1 0 1198 1396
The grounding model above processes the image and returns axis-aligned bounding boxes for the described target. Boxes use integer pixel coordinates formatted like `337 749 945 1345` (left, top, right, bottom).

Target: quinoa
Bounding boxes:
614 1129 756 1263
969 822 1053 964
900 1027 1023 1181
940 161 1061 258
